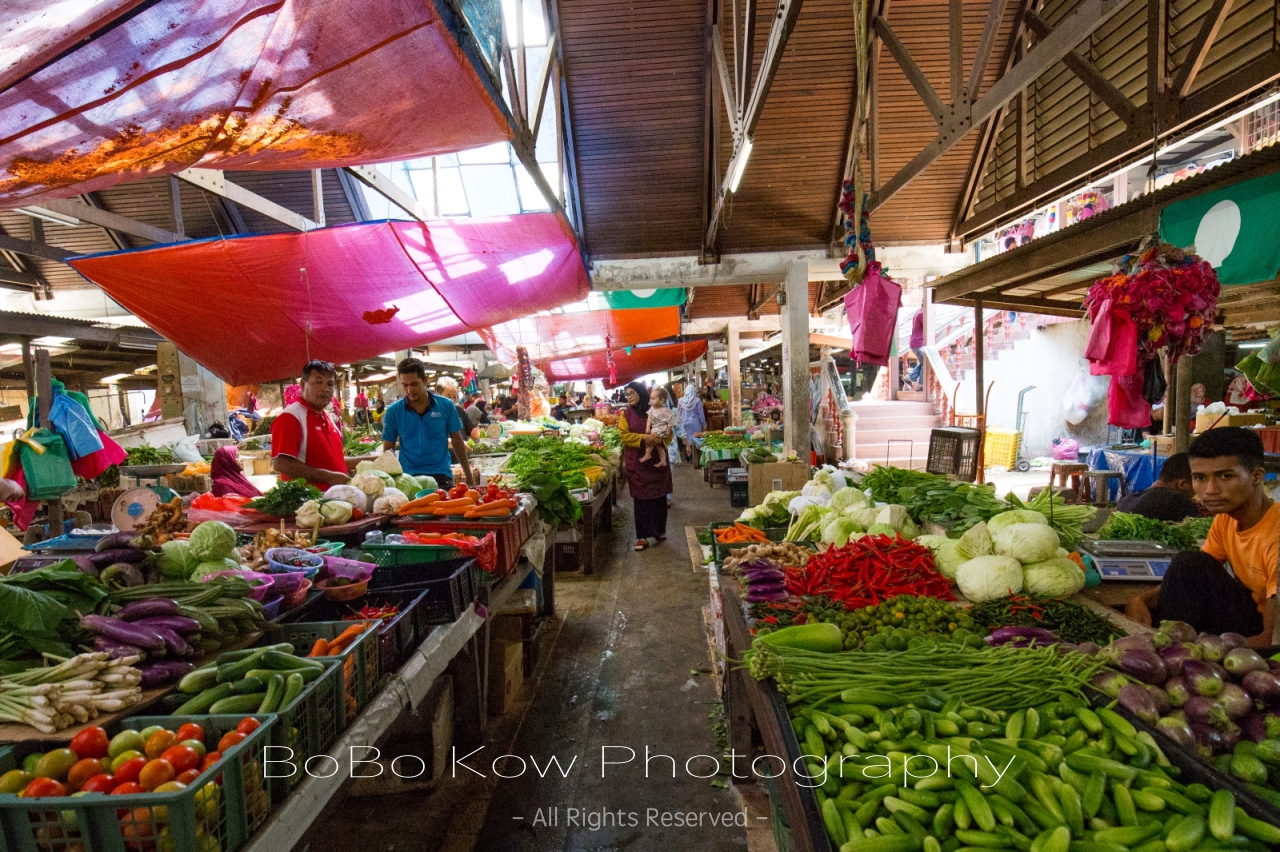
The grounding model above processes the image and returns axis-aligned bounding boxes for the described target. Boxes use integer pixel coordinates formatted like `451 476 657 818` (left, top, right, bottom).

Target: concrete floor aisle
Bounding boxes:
302 462 752 852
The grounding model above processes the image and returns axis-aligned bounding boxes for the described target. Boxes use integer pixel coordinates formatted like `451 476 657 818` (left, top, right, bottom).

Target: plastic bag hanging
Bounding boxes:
843 262 902 367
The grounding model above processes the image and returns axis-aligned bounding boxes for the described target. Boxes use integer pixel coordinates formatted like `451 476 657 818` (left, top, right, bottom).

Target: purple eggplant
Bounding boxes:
1157 643 1201 676
88 548 147 567
1165 676 1191 708
1118 682 1161 724
1155 620 1198 646
1091 670 1132 699
1268 659 1280 674
100 563 145 589
1241 712 1268 743
1184 694 1230 729
1117 649 1168 685
95 532 137 552
70 554 100 576
1144 684 1172 716
1156 715 1196 749
988 626 1060 645
1219 682 1255 721
1224 647 1269 676
1183 659 1225 697
1242 670 1280 706
1190 722 1223 757
131 615 201 636
1221 632 1250 650
137 660 195 688
1076 642 1102 656
1220 724 1243 752
118 599 182 622
1109 634 1157 655
149 626 193 658
1195 633 1229 662
92 636 144 659
80 614 165 650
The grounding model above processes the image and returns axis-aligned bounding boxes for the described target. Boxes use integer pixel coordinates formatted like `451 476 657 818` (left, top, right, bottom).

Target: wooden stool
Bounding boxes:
1080 470 1128 507
707 460 733 488
1050 463 1088 499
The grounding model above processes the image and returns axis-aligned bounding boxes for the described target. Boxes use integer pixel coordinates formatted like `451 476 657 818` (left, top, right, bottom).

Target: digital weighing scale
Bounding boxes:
1076 539 1178 581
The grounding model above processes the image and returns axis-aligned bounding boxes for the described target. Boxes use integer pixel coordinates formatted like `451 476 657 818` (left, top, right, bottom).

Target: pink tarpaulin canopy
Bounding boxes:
543 341 708 386
479 306 681 365
0 0 509 204
68 213 589 386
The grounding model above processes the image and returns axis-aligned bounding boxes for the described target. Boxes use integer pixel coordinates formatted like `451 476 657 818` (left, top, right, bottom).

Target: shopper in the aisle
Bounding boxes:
618 381 673 550
676 383 707 462
1126 428 1276 644
382 358 476 489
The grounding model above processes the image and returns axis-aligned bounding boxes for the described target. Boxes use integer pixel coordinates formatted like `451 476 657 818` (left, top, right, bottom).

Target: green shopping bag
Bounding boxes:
18 428 77 499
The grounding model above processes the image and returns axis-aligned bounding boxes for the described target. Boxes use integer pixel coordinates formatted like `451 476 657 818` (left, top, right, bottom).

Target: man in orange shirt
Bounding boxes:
1127 427 1277 645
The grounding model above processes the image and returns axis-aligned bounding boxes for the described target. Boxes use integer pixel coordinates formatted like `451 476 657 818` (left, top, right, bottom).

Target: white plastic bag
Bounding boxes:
1062 362 1108 425
171 435 203 463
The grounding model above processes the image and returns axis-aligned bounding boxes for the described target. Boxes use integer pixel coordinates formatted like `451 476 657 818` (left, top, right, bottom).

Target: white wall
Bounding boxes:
965 320 1112 459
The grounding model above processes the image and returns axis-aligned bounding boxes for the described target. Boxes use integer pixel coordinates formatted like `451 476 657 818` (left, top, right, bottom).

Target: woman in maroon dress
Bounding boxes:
618 382 673 551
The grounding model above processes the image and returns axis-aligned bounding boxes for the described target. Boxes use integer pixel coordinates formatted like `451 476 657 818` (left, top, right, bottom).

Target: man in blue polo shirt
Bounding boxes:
381 358 476 489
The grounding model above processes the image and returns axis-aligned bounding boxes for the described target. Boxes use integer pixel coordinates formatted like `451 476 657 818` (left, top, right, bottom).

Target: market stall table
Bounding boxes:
575 476 614 575
1085 447 1167 497
235 514 390 547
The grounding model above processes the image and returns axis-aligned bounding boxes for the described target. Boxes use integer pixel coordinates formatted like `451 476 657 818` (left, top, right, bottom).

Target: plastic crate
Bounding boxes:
983 427 1020 469
245 656 344 804
0 714 275 852
729 481 750 508
395 505 533 576
367 554 479 613
709 521 791 563
280 589 429 677
258 620 381 724
361 541 462 566
925 426 982 482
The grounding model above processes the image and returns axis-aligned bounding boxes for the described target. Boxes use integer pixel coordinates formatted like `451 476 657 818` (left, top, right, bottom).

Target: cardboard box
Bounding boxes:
1153 435 1176 456
488 640 524 715
1195 411 1268 432
747 460 811 506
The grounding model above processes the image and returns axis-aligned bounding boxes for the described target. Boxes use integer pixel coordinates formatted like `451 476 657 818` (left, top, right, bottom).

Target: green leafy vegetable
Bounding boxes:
1097 510 1201 550
123 443 173 465
860 465 1009 534
244 478 322 517
519 470 583 527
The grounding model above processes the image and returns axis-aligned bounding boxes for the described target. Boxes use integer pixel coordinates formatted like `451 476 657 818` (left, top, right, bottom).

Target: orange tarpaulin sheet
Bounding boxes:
543 341 708 387
480 306 680 365
0 0 509 203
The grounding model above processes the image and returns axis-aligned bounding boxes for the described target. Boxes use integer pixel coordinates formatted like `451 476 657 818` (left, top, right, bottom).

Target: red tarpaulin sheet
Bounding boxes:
543 341 708 386
0 0 509 204
479 306 681 365
68 213 589 386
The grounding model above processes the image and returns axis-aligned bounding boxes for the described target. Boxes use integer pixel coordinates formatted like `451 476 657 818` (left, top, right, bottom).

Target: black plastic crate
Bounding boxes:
280 588 428 674
926 426 982 481
368 556 479 626
729 481 750 508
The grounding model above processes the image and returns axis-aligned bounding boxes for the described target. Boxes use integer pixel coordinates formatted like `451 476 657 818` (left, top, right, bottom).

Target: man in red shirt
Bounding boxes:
271 360 350 491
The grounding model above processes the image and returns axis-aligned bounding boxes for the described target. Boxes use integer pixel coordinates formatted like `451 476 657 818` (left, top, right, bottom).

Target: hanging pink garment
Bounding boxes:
1086 300 1139 377
1107 371 1153 429
844 262 903 367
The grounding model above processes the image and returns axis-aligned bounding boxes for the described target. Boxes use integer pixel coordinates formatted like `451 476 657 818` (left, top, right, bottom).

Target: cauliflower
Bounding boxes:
373 489 410 515
323 484 368 513
295 500 322 528
373 451 403 476
350 472 386 498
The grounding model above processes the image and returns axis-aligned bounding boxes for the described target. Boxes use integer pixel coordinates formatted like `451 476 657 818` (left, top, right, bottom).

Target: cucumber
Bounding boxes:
216 649 269 683
178 666 219 694
280 671 306 708
261 649 324 671
216 642 295 664
1164 812 1204 852
1230 751 1269 785
174 682 233 715
245 665 324 684
229 677 266 695
1233 808 1280 845
957 781 996 833
839 836 919 852
1091 823 1162 846
1034 826 1069 852
1207 790 1235 841
209 693 268 714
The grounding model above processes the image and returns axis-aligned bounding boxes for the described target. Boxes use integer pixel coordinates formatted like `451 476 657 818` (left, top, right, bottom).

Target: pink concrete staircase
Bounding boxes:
848 400 942 470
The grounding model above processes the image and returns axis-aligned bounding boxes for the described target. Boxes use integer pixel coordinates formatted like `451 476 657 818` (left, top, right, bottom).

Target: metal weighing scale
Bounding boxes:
1076 539 1178 581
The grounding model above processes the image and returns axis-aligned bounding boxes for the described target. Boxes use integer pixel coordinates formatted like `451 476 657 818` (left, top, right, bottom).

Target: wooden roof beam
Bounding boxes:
942 295 1085 318
345 166 432 221
30 198 182 245
1025 10 1136 125
870 0 1136 211
874 18 945 125
176 169 321 232
1172 0 1233 98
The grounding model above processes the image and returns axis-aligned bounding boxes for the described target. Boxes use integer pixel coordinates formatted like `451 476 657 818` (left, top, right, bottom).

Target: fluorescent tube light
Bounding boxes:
728 138 754 193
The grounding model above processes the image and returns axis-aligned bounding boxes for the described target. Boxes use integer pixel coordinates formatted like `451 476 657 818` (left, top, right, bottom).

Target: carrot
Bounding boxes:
465 505 511 518
308 638 329 657
397 494 444 515
325 623 366 654
470 498 510 511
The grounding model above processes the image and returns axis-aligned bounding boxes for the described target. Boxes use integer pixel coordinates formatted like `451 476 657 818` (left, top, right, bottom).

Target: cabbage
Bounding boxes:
956 555 1024 602
830 487 868 512
355 460 375 473
319 500 353 525
1023 557 1086 596
849 506 881 530
350 472 386 498
394 475 421 496
323 484 368 513
158 539 197 580
190 557 241 579
987 509 1049 537
918 535 966 579
1056 548 1070 559
416 475 438 493
189 521 237 562
993 523 1061 565
822 516 863 547
373 452 403 475
899 516 920 540
368 470 396 488
956 521 994 560
876 504 909 530
866 523 898 537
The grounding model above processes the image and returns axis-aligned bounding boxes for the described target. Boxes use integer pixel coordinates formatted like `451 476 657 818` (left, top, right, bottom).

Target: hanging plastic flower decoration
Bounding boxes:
1084 242 1220 363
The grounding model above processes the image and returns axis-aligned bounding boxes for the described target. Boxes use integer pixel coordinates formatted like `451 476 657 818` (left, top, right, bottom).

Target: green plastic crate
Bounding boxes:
0 714 275 852
708 521 796 564
361 541 462 566
262 656 345 803
258 620 380 724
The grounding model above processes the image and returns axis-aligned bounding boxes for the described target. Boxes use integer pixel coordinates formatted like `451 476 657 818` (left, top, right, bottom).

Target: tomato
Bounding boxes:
69 727 110 760
138 759 175 791
160 745 199 775
200 752 221 771
144 731 177 761
235 718 261 735
434 489 448 499
22 778 66 798
110 782 145 796
79 774 116 794
216 732 246 754
175 723 205 744
113 757 147 786
351 508 365 520
176 769 200 786
67 758 109 791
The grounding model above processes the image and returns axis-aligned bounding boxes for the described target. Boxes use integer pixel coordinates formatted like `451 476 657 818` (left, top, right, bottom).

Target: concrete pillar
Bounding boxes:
1174 355 1194 453
974 299 985 416
727 318 742 426
781 260 812 459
